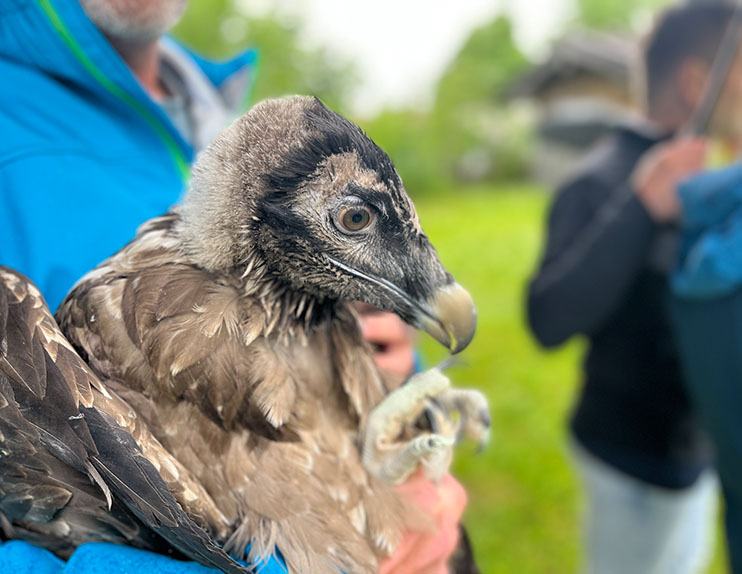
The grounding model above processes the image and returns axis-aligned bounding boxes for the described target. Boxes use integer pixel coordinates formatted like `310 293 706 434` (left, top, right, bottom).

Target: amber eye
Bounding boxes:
338 206 374 232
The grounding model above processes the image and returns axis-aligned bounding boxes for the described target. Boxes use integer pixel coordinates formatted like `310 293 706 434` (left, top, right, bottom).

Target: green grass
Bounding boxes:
412 184 727 573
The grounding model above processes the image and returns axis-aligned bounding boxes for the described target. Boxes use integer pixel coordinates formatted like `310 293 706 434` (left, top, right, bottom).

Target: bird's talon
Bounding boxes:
479 408 491 429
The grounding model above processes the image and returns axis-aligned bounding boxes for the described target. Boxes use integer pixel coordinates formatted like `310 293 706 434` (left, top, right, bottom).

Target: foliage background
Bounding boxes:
173 1 727 571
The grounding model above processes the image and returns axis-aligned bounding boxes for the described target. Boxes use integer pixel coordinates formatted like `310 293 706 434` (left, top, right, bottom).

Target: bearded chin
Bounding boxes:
79 0 188 43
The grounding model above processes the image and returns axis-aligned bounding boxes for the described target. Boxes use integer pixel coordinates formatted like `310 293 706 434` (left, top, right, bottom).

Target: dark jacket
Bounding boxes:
527 125 712 489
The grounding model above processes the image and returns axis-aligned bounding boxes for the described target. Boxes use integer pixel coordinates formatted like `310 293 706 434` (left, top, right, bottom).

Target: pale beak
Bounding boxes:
321 253 476 352
417 282 477 354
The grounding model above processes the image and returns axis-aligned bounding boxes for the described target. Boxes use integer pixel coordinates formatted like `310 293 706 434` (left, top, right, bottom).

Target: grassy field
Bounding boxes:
412 185 726 573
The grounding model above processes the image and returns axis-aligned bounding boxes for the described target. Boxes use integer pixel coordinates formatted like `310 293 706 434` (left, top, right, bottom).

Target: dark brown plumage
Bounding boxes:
0 267 251 573
4 96 479 573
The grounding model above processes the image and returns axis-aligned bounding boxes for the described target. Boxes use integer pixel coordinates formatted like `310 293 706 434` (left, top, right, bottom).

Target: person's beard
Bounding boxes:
79 0 188 43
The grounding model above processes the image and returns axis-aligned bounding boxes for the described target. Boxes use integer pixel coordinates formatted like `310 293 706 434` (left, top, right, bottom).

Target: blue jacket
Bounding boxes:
0 0 255 310
0 540 287 574
672 163 742 299
0 1 289 572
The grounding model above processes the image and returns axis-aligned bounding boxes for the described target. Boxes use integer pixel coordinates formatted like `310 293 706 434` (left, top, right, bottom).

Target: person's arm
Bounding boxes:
673 213 742 298
528 137 708 347
0 539 287 574
527 179 656 347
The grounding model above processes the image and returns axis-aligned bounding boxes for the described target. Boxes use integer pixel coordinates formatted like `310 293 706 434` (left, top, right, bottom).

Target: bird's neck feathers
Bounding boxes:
175 181 256 275
228 247 388 421
238 253 341 346
176 97 314 275
175 172 341 347
176 190 388 420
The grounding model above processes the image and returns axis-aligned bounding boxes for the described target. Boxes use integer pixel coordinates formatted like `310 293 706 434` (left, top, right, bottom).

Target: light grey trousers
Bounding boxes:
571 440 718 574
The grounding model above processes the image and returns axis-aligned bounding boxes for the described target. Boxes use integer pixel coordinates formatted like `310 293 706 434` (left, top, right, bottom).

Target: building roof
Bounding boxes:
506 31 638 100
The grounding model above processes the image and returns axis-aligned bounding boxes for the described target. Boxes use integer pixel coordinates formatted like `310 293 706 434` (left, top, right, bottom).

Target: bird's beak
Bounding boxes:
416 282 476 354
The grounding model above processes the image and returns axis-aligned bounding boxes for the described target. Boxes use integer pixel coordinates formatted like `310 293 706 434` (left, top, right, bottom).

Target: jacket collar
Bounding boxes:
1 0 256 179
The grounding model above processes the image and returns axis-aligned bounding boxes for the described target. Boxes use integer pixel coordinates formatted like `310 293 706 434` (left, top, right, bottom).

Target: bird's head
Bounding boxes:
178 96 476 353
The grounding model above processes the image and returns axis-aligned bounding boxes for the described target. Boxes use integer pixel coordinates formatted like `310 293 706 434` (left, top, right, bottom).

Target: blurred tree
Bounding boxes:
358 109 443 197
171 0 357 112
575 0 672 30
432 16 532 182
174 4 532 193
435 16 529 111
362 15 533 194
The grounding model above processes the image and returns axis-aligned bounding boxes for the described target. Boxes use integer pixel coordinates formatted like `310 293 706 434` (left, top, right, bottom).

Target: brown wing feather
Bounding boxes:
0 267 251 573
0 267 138 552
58 223 298 440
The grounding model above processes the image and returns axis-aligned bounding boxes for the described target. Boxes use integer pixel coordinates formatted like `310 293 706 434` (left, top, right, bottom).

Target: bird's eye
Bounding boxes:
338 206 374 233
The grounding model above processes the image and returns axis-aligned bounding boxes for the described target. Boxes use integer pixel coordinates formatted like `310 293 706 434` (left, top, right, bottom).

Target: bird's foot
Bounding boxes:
362 368 454 485
435 388 491 451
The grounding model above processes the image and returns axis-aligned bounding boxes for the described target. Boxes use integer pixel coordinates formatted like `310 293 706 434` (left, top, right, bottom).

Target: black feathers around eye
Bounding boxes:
338 206 374 233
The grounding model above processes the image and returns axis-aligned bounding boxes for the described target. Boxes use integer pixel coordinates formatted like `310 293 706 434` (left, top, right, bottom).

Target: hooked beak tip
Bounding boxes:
419 282 477 354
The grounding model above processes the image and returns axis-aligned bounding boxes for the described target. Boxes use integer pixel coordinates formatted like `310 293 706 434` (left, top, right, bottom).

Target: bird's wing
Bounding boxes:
79 406 253 574
56 216 302 441
0 267 252 574
0 267 125 550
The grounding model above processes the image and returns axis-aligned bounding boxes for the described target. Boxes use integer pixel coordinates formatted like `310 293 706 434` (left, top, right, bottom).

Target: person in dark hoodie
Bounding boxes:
527 3 740 572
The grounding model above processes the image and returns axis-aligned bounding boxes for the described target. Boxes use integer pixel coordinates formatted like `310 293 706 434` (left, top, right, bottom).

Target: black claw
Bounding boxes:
480 408 491 429
421 401 444 434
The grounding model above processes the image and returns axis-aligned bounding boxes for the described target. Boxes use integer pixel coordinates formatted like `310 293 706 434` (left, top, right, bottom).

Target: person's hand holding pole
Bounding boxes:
632 138 708 223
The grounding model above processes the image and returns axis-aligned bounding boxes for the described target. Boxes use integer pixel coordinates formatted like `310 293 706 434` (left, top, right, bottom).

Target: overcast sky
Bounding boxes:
240 0 576 116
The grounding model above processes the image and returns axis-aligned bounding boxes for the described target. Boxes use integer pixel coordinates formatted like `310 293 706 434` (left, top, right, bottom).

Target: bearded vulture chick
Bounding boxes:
44 96 476 573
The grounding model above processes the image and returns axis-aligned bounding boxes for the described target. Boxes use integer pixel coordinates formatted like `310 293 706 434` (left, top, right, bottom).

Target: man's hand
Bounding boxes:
632 137 708 223
357 303 416 379
380 470 467 574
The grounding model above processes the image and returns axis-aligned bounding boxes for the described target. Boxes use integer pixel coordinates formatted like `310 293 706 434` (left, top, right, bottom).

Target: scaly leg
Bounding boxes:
436 388 491 450
362 368 453 485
